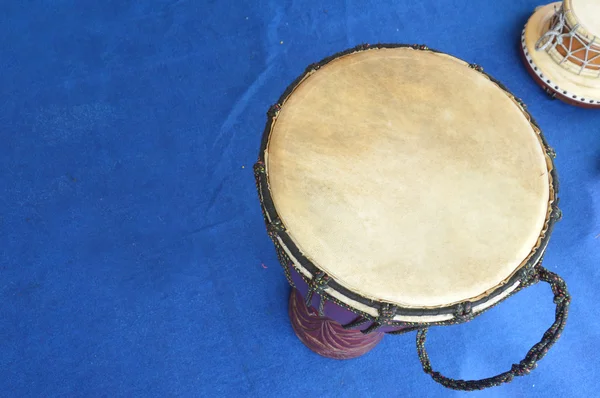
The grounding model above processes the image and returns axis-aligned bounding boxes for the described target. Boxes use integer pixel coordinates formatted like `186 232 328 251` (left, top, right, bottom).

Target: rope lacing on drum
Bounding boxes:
305 272 330 316
360 303 398 334
342 316 371 330
453 301 473 322
535 6 567 51
535 5 600 77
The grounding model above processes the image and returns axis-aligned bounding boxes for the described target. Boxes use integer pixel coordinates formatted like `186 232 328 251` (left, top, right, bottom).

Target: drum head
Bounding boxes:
264 46 554 308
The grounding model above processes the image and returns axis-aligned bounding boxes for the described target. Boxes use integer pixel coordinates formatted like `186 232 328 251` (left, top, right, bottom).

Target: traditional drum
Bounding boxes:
254 44 570 391
521 0 600 107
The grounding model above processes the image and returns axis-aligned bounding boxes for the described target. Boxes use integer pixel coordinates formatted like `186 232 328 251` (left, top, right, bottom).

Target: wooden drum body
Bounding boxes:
521 0 600 107
254 44 570 391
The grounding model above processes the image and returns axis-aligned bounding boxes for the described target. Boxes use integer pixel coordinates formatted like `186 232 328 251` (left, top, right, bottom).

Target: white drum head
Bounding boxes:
265 47 554 308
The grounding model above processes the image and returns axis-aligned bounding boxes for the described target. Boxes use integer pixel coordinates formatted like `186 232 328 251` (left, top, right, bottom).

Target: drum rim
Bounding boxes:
255 43 561 325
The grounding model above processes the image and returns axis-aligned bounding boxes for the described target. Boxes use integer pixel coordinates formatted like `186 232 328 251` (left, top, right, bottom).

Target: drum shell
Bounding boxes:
553 19 600 70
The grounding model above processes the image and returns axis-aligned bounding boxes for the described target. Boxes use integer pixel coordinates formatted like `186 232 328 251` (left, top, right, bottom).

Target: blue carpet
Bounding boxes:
1 1 599 396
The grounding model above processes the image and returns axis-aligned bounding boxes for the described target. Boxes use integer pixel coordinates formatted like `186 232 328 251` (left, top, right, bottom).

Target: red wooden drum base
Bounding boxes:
288 288 384 359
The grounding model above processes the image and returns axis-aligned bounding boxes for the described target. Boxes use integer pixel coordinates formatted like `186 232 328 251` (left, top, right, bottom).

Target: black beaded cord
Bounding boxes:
416 265 570 391
342 316 371 330
305 271 331 314
361 303 399 334
274 245 296 289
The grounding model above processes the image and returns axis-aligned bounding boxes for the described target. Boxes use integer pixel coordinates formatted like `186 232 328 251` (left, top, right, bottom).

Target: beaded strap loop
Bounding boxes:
416 265 570 391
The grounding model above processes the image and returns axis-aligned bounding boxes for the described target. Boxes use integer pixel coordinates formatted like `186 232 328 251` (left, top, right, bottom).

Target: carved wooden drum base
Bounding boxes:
288 288 384 360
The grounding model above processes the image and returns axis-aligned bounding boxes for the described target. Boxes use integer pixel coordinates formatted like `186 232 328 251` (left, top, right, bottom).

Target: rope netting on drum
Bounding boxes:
535 5 600 77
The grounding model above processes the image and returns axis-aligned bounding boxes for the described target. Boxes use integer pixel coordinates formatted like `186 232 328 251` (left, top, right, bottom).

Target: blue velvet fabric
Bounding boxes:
1 1 598 396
